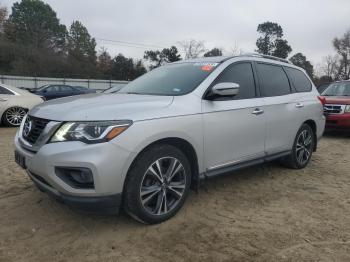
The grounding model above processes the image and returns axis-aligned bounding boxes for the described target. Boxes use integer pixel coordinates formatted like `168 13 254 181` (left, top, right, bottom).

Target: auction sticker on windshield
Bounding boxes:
193 62 219 71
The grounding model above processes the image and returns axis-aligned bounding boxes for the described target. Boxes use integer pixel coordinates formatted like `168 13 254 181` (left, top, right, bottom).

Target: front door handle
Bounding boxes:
295 103 304 108
252 108 264 115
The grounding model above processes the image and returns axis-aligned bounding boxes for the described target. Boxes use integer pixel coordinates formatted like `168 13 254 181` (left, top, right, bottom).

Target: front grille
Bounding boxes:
324 104 344 114
22 116 50 144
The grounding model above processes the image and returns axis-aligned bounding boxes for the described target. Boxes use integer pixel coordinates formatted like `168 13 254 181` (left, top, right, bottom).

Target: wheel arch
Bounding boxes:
123 137 200 193
303 119 317 151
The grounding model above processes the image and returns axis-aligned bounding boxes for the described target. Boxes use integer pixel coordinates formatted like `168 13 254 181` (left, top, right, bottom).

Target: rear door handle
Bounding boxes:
295 103 304 108
0 98 8 102
252 108 264 115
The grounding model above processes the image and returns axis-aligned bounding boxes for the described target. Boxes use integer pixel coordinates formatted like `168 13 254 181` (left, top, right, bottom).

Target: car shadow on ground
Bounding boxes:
37 161 279 226
323 130 350 138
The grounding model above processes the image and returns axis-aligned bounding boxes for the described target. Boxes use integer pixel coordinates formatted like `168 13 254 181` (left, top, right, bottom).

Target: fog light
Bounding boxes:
70 170 94 184
55 167 94 189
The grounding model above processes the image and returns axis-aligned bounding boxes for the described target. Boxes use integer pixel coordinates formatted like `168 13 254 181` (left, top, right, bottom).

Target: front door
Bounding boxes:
202 62 266 173
44 85 60 100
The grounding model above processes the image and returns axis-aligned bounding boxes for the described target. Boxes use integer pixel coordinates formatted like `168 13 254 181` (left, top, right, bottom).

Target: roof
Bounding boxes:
173 56 231 64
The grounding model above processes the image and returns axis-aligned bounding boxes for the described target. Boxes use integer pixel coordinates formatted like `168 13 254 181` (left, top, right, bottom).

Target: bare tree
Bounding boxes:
0 4 7 33
179 40 207 59
333 29 350 79
230 42 245 56
97 47 112 77
318 55 340 80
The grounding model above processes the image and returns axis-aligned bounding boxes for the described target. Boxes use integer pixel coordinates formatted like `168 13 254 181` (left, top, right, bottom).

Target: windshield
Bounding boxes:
322 82 350 96
119 62 219 96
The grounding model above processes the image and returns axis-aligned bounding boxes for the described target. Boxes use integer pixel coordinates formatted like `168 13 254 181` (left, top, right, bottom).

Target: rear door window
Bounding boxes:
257 63 291 97
285 67 312 92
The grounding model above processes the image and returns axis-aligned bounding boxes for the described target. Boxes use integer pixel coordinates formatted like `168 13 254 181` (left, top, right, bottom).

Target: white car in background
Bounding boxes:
0 84 43 127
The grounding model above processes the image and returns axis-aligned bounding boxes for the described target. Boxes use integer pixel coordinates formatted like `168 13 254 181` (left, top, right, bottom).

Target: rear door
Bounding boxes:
255 62 304 155
202 62 266 173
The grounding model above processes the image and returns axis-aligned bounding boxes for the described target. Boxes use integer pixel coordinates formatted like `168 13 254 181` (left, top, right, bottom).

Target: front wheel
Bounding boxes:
282 124 315 169
124 144 191 224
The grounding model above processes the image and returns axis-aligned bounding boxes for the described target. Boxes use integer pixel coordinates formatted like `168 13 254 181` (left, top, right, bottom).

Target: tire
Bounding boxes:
282 124 315 169
2 107 27 127
124 144 191 224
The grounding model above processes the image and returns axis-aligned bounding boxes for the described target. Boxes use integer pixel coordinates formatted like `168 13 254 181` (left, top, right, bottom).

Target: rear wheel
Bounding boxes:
2 107 27 127
124 144 191 224
282 124 315 169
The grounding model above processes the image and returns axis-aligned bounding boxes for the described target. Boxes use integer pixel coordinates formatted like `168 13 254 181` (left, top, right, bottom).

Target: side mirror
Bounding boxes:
211 82 240 97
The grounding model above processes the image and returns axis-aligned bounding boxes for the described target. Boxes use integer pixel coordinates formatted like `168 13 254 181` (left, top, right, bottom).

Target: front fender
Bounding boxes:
111 115 204 183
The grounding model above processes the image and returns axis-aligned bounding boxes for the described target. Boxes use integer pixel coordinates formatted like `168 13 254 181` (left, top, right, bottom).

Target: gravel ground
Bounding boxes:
1 127 350 262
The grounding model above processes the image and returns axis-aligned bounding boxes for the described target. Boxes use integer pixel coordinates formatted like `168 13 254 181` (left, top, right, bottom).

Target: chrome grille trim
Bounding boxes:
324 104 345 114
22 116 50 144
19 115 61 152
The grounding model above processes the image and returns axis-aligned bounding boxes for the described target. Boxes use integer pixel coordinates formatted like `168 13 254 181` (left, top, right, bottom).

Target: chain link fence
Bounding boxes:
0 75 129 90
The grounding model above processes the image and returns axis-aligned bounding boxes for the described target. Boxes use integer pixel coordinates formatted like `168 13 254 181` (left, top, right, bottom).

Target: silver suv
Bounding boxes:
14 54 325 224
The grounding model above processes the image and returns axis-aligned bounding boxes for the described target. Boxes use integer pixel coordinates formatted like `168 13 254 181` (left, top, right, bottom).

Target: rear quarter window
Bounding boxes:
0 86 14 95
285 67 312 92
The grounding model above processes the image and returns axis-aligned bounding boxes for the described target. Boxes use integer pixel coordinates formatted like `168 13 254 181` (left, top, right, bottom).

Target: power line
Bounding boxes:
95 37 166 49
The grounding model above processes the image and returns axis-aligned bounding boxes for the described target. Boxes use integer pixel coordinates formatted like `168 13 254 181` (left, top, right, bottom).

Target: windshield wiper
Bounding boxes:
124 92 144 95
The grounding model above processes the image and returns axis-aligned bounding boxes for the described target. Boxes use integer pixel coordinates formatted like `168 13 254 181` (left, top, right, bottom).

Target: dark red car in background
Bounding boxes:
321 81 350 130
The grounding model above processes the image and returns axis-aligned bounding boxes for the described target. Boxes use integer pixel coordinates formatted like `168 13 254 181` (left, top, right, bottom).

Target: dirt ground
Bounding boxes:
1 127 350 262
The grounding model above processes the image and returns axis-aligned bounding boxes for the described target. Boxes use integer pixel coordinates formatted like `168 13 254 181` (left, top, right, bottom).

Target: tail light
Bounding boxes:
318 96 326 106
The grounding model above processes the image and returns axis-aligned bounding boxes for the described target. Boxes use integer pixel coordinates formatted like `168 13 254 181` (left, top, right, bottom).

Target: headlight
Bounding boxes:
50 120 132 144
345 105 350 113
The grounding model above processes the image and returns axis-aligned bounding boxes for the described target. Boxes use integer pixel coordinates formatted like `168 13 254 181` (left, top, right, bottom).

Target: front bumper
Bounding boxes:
15 131 135 213
325 113 350 130
28 170 122 214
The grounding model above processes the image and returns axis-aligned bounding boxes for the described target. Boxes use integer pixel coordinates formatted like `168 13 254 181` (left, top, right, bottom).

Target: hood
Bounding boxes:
321 96 350 105
29 93 174 121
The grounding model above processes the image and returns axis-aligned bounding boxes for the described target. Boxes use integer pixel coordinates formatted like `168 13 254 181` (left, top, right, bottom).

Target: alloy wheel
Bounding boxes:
5 107 26 126
295 129 313 166
140 157 187 216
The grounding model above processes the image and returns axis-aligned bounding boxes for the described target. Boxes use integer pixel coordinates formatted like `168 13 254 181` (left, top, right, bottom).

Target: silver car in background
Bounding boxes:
0 84 43 127
14 54 325 224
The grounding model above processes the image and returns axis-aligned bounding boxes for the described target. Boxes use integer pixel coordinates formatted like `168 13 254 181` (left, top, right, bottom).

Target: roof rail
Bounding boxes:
242 53 291 64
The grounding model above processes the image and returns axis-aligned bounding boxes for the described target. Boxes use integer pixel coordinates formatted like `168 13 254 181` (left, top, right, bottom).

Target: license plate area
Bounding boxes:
15 151 26 169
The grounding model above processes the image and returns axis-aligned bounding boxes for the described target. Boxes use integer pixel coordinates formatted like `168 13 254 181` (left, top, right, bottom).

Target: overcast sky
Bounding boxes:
1 0 349 67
